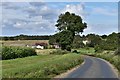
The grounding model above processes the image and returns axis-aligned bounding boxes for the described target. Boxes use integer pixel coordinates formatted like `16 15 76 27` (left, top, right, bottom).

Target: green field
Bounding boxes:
2 53 83 78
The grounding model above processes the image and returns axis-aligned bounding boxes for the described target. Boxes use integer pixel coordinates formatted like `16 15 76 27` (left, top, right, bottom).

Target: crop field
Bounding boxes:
0 40 49 47
2 53 83 78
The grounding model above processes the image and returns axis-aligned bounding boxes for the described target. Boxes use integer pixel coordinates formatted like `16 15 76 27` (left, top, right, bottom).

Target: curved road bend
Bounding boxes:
63 56 118 78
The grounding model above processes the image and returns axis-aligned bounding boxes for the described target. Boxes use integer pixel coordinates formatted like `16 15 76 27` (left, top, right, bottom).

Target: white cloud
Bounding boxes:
2 2 117 36
61 3 85 18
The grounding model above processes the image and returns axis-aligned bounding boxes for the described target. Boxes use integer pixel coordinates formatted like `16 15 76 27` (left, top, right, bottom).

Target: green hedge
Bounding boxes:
1 46 37 60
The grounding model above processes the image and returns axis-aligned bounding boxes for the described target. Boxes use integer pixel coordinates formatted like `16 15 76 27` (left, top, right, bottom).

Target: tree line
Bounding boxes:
1 34 50 40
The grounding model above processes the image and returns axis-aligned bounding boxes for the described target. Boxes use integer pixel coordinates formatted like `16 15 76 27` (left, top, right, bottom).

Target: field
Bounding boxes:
2 53 83 78
1 40 49 47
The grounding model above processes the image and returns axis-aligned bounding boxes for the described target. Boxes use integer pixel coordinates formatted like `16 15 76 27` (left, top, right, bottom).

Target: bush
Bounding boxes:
1 46 37 60
66 45 71 51
72 50 78 53
94 45 104 53
114 48 120 55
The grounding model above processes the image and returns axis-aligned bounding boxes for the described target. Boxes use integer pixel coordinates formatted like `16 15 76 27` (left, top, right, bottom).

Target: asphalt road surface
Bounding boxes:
63 56 118 78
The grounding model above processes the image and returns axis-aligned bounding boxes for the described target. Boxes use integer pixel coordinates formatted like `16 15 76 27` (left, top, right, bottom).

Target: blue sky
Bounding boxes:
1 2 118 36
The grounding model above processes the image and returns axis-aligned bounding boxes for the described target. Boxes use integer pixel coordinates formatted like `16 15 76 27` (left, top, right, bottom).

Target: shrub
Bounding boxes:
1 46 37 60
66 45 71 51
72 50 78 53
94 45 104 53
114 48 120 55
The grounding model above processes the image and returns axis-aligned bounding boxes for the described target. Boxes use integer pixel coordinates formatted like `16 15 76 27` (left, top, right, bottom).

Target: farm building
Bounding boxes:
27 42 48 49
35 43 48 49
82 39 91 45
51 43 60 49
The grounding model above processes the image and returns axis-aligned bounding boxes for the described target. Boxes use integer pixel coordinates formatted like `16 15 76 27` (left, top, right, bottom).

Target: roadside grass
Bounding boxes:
77 47 95 55
2 53 83 78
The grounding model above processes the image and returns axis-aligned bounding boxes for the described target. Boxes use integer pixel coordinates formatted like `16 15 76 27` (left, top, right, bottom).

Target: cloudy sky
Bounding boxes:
1 2 118 36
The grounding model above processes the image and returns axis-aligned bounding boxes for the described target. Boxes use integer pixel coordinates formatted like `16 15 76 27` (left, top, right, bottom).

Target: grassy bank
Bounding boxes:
2 53 83 78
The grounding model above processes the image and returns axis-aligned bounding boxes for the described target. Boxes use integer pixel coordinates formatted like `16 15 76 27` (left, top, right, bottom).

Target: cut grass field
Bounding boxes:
2 53 83 78
1 40 49 47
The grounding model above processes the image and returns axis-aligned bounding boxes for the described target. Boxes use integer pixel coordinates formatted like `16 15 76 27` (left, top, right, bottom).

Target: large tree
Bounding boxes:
55 12 87 36
52 12 87 50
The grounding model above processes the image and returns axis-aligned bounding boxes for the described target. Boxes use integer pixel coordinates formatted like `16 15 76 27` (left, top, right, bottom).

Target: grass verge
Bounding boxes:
2 53 83 78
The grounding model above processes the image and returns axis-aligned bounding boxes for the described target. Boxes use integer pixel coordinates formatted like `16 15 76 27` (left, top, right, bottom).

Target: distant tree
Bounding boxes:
101 35 107 39
55 12 87 50
86 34 102 47
95 32 119 52
72 35 85 48
49 35 56 45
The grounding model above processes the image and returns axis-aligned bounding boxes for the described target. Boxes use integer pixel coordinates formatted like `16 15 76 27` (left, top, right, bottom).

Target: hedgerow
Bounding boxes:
1 46 37 60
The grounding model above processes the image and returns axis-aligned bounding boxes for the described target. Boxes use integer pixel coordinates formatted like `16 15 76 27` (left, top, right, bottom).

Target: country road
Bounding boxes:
60 56 119 78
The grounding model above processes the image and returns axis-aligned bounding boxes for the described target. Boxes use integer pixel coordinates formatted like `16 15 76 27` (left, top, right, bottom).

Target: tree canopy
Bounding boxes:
55 12 87 35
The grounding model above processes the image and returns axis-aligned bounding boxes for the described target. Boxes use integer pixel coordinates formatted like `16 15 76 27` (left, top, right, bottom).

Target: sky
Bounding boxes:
0 2 118 36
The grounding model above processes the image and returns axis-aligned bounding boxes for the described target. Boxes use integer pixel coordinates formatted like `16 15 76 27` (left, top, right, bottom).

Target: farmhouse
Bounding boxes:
27 42 48 49
51 43 60 49
35 43 48 49
82 39 91 45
